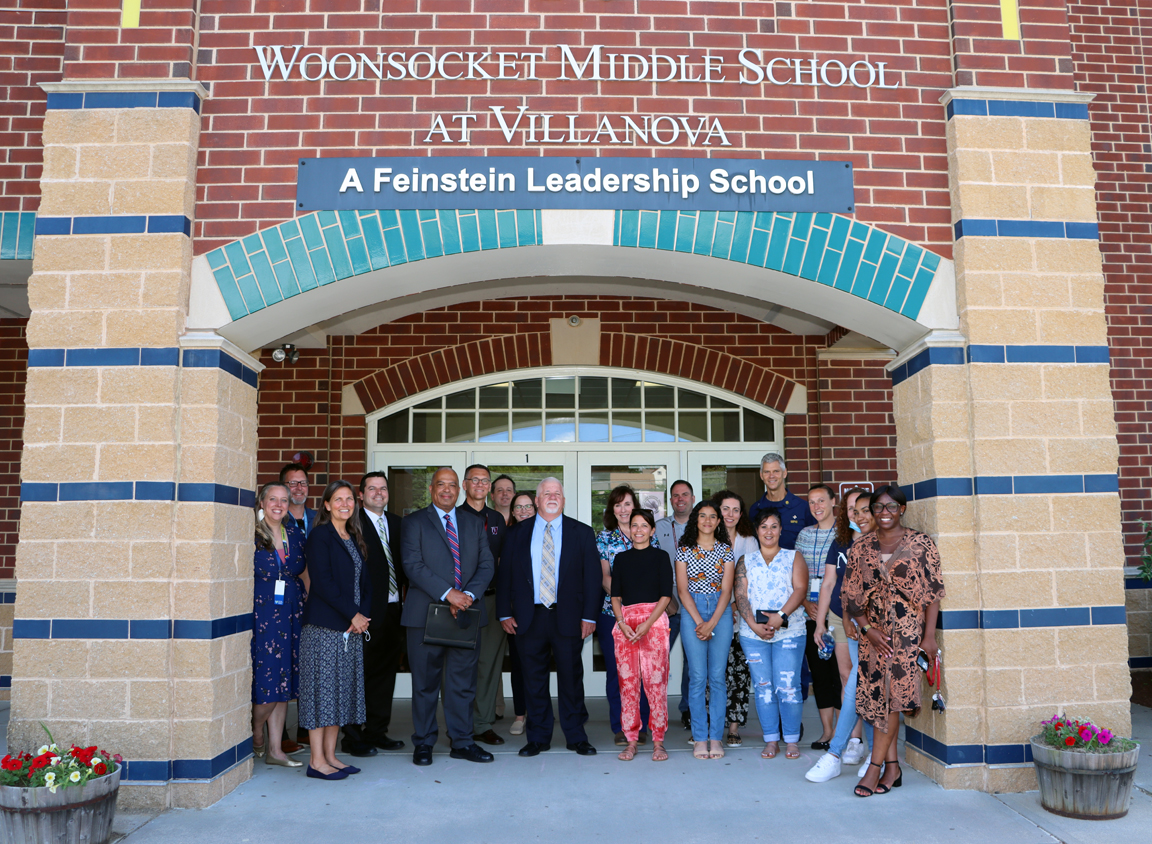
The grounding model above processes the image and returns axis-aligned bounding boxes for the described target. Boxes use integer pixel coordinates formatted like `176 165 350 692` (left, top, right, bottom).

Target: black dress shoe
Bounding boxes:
370 736 405 751
474 729 505 746
340 740 378 758
518 741 550 757
566 741 597 756
413 744 433 766
811 740 831 750
450 743 494 763
681 712 691 730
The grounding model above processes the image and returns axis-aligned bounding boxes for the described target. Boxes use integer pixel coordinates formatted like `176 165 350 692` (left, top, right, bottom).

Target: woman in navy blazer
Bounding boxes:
298 481 372 781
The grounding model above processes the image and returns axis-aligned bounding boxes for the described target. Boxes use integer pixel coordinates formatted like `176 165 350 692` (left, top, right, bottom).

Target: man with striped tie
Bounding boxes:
497 477 601 757
339 472 407 757
401 468 495 766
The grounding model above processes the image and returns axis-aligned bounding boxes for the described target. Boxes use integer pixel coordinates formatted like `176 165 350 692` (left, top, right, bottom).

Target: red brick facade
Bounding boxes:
255 297 898 498
1068 1 1152 567
0 319 28 580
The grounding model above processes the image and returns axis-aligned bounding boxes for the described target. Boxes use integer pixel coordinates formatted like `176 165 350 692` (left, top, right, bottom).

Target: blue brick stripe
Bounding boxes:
903 474 1118 502
34 215 192 237
45 90 202 113
905 726 1034 767
892 344 1111 386
938 606 1125 630
122 737 253 783
12 614 253 641
0 675 10 689
20 482 256 509
26 346 257 386
954 218 1099 240
206 208 545 321
946 99 1090 121
0 211 36 260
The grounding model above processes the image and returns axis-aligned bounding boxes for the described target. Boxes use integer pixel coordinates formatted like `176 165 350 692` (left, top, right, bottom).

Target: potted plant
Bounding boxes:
1031 714 1141 820
0 725 122 844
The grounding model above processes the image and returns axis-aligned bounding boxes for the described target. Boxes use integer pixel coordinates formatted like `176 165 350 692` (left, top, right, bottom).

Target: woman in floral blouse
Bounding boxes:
843 484 944 797
675 501 735 759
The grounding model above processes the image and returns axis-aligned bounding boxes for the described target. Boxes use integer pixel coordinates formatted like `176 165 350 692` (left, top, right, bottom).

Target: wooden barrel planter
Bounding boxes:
0 765 120 844
1030 737 1140 820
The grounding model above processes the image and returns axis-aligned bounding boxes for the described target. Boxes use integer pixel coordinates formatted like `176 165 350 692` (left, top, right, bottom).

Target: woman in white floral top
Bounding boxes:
596 485 661 746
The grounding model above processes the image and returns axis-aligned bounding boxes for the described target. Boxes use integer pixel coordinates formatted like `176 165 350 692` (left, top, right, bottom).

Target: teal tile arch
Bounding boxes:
205 209 545 321
204 208 941 323
0 212 36 260
614 210 942 320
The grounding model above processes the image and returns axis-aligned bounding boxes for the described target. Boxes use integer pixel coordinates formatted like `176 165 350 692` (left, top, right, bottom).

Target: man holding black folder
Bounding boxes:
401 468 495 766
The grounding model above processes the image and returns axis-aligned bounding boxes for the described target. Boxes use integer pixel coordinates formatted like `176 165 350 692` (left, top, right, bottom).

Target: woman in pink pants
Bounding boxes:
610 509 674 762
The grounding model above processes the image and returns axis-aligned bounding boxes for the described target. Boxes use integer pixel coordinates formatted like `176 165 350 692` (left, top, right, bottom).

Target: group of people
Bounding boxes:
250 453 945 796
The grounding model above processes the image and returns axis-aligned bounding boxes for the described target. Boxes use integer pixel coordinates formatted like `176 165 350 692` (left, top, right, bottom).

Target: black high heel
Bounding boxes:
854 761 883 797
876 761 901 794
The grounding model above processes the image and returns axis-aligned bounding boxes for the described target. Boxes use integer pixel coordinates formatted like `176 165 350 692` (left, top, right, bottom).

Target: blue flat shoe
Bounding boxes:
340 765 361 775
306 765 349 780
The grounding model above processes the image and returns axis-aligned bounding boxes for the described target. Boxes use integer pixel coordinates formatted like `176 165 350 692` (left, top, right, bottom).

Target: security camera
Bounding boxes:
272 344 299 364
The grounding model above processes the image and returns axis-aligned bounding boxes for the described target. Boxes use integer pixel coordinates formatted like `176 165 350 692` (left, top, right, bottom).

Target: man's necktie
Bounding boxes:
378 516 397 596
444 513 462 590
540 522 557 607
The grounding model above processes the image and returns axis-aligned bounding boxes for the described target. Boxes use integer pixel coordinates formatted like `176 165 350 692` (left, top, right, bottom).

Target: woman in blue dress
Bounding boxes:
252 481 307 768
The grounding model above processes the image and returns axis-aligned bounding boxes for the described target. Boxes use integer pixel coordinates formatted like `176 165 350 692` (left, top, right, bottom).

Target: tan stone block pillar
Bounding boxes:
10 81 260 810
887 88 1129 792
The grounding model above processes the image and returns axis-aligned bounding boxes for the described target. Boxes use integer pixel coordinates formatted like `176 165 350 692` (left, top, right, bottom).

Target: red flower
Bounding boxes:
1064 736 1076 746
1054 722 1063 729
27 754 51 772
70 745 97 766
91 762 107 777
1 755 22 772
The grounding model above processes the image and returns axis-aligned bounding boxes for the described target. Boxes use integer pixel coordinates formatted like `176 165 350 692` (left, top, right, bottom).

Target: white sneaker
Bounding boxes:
804 752 842 783
842 738 867 765
858 760 872 779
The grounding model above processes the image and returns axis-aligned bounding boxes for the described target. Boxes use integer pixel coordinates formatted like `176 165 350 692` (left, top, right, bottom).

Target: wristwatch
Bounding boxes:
860 624 872 635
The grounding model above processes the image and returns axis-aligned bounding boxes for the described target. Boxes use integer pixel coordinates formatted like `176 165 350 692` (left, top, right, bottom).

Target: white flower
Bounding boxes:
47 784 57 794
50 757 60 766
37 746 49 755
43 772 55 783
49 744 58 752
91 756 102 766
69 770 81 783
69 760 78 768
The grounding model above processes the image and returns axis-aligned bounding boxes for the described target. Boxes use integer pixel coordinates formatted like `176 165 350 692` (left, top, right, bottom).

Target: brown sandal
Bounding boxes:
693 741 710 759
709 740 725 759
617 741 638 761
651 742 668 762
785 742 801 759
761 741 778 759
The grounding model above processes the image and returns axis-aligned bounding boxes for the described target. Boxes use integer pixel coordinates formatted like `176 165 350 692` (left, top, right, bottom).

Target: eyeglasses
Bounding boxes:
465 477 491 485
286 481 308 488
512 504 535 512
871 502 901 514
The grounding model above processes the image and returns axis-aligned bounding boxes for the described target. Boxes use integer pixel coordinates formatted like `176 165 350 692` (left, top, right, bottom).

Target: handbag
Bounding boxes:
423 601 481 648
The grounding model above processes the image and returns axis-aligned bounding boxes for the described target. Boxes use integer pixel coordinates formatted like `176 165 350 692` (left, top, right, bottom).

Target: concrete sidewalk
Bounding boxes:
4 700 1151 844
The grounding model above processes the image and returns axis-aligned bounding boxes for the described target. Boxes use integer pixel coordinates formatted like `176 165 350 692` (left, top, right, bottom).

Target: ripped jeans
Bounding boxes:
740 632 805 743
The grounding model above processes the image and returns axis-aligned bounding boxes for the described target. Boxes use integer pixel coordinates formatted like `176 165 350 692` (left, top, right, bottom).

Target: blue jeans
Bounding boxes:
741 632 805 743
681 593 733 741
598 614 648 734
829 636 874 757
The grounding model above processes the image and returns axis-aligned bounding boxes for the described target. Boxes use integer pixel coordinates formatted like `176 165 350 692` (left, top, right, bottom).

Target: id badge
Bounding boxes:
274 579 286 606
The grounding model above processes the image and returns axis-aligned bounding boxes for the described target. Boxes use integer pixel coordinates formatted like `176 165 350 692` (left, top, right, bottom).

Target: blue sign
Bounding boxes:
297 156 854 213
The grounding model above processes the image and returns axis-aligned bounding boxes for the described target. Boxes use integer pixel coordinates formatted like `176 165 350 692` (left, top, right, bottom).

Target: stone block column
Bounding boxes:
9 80 261 810
888 86 1130 791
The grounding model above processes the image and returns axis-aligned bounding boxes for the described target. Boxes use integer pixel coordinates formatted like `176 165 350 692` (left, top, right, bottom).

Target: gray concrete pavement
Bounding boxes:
4 698 1151 843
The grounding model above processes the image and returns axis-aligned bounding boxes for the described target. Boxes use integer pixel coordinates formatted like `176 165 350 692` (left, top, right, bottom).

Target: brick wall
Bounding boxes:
1068 1 1152 566
0 0 65 213
0 319 27 581
255 295 898 501
949 0 1077 89
191 0 957 254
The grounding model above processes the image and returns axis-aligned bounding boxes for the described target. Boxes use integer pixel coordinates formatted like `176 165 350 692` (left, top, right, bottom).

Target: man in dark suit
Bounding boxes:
340 471 407 757
497 477 600 757
401 468 496 766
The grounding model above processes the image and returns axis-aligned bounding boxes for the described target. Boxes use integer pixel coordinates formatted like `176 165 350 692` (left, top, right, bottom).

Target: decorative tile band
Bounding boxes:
0 675 10 689
946 99 1090 120
45 90 202 114
20 482 257 508
937 605 1125 630
122 738 253 783
905 726 1033 767
0 591 16 604
26 346 257 387
1130 656 1152 669
954 219 1099 240
0 211 35 260
12 613 254 641
34 215 192 237
616 210 942 321
207 208 545 321
904 474 1119 501
1125 578 1152 590
891 345 1111 385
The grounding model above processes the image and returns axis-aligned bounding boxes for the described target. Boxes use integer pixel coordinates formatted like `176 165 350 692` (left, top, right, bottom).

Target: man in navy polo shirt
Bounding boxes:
747 452 815 550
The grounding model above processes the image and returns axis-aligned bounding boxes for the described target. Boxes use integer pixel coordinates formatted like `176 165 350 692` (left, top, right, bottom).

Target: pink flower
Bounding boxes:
1098 729 1113 745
